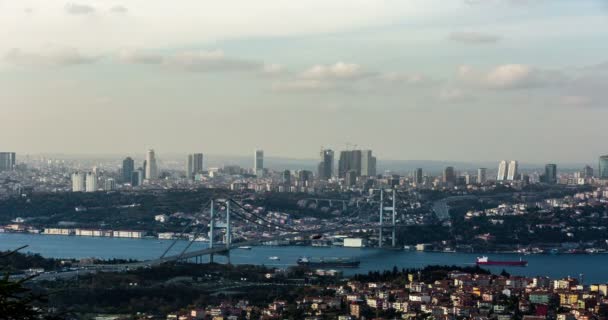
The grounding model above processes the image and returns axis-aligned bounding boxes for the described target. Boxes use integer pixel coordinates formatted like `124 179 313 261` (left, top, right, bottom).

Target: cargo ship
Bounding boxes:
476 256 527 267
297 257 360 268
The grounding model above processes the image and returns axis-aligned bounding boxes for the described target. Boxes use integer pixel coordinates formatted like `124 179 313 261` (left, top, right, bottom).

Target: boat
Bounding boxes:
476 256 527 267
237 246 252 250
268 256 280 260
297 257 360 268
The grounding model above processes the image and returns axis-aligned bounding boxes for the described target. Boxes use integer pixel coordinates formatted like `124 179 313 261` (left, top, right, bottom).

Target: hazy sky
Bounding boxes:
1 0 607 163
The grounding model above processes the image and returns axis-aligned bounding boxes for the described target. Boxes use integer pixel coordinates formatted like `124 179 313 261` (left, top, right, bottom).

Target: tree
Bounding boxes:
0 247 63 320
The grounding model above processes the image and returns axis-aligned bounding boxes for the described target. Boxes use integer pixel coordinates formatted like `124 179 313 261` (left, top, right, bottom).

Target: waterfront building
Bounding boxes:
145 149 158 180
318 149 334 180
187 153 204 180
0 152 16 171
122 157 134 183
71 172 86 192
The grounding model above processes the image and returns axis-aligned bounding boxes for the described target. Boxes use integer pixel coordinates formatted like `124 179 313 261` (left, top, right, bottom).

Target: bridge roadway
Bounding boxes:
92 222 415 271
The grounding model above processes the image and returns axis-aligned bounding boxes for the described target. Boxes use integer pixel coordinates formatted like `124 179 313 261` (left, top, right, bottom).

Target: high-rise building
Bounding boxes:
187 153 204 180
71 172 86 192
85 172 98 192
599 156 608 180
0 152 16 171
583 165 594 178
497 160 508 181
544 164 557 184
131 168 144 187
361 150 376 177
104 178 116 191
145 149 158 180
507 160 519 181
254 149 264 176
338 150 362 178
281 170 291 187
345 170 358 186
298 170 313 187
413 168 423 185
122 157 134 183
317 149 334 180
443 166 456 184
477 168 487 184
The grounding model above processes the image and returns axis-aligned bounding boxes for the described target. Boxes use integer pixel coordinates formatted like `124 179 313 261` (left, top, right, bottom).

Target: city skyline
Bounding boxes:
1 1 607 162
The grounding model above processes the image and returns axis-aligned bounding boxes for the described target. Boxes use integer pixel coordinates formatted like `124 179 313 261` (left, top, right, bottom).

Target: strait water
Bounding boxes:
1 233 607 283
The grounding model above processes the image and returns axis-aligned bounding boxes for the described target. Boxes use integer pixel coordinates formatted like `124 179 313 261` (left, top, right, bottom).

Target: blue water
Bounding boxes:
1 233 607 283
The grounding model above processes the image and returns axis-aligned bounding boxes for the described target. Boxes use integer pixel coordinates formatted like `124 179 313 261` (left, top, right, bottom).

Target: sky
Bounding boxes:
1 0 607 163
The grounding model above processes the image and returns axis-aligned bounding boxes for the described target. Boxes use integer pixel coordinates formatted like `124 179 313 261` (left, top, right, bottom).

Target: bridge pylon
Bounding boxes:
378 189 397 248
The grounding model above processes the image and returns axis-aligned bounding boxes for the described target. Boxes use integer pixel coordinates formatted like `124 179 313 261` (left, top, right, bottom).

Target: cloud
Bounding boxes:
272 79 335 92
379 72 438 86
65 3 95 15
300 62 372 80
117 49 163 64
261 63 286 75
560 95 592 107
438 88 472 102
165 50 261 72
109 5 128 14
4 47 99 66
484 64 564 89
448 32 502 44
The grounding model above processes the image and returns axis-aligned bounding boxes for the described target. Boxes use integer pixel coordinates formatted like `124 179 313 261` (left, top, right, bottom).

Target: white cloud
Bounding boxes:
64 3 95 15
379 72 437 86
4 46 98 66
448 32 502 44
438 87 471 102
272 79 334 92
300 62 372 80
117 49 163 64
484 64 564 89
262 63 285 75
109 5 128 14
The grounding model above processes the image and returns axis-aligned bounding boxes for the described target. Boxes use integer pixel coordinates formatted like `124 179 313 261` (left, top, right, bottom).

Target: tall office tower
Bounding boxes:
464 173 474 185
254 149 264 176
443 166 456 184
478 168 487 184
345 170 358 186
187 153 204 180
544 164 557 184
122 157 134 183
583 165 594 178
361 150 376 176
413 168 423 184
338 150 362 178
0 152 16 171
85 172 98 192
298 170 313 187
132 168 144 187
599 156 608 179
145 149 158 180
497 160 508 181
142 160 147 179
71 172 86 192
507 160 519 181
104 178 116 191
317 149 334 180
281 170 291 187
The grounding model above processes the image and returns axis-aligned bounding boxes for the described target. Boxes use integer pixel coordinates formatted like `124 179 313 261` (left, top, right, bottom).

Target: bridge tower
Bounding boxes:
378 189 397 248
208 199 234 263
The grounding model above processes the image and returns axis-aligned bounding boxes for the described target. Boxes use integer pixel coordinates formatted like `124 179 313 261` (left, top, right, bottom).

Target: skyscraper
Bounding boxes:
281 170 291 187
254 149 264 176
122 157 134 183
85 172 98 192
338 150 362 178
507 160 519 181
298 170 313 187
145 149 158 180
544 164 557 184
104 178 116 191
413 168 423 185
187 153 204 180
497 160 508 181
477 168 487 184
443 166 456 184
132 168 144 187
583 165 594 178
317 149 334 180
361 150 376 177
599 156 608 179
71 172 86 192
0 152 16 171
